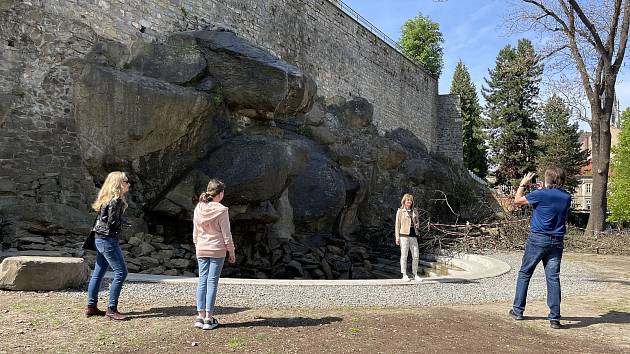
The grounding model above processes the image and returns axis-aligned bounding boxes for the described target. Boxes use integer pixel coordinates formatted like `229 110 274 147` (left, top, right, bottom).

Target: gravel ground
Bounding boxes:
60 252 605 308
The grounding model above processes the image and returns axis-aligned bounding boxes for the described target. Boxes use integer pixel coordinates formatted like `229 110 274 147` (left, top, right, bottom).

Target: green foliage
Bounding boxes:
212 94 223 108
483 39 543 187
211 84 224 108
536 95 589 191
450 60 488 178
226 337 246 350
608 108 630 222
398 13 444 77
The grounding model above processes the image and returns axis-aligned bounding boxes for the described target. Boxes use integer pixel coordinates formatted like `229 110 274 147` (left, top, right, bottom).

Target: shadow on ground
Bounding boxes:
432 278 480 284
219 316 343 328
126 305 249 319
525 311 630 329
590 279 630 286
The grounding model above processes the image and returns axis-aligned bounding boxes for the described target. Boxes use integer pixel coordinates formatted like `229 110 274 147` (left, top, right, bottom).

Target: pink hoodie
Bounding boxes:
192 201 235 258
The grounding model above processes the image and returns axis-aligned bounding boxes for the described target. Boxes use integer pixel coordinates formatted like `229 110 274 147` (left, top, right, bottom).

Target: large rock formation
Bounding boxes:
0 2 493 280
169 30 317 116
74 64 219 202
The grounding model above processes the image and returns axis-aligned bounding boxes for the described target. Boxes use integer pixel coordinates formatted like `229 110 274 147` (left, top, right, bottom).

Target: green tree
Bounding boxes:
483 39 543 187
537 95 589 191
398 13 444 77
450 60 488 177
608 108 630 223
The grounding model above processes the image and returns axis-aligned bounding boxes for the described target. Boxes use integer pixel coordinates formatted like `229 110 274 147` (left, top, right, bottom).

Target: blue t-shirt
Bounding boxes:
525 188 572 236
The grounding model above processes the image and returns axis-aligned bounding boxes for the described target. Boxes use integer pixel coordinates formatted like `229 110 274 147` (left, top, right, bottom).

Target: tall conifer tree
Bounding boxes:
483 39 543 187
450 60 488 178
537 95 589 191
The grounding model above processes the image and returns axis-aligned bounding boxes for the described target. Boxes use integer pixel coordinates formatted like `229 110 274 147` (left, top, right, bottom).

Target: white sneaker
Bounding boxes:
202 317 219 330
401 274 411 282
414 275 423 282
193 316 204 329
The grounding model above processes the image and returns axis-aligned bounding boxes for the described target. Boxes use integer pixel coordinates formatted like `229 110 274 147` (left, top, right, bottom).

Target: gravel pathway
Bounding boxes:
61 252 605 308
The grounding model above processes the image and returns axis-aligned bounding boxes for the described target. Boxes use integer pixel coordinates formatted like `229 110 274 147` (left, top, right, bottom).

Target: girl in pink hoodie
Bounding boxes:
192 179 236 330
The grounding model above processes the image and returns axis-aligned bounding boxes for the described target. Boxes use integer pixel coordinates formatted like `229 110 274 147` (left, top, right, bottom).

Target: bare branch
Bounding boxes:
575 28 598 47
539 44 569 60
568 0 610 59
430 190 459 219
606 0 623 52
536 13 548 21
559 0 597 102
595 58 605 96
541 73 590 121
523 0 570 32
612 0 630 72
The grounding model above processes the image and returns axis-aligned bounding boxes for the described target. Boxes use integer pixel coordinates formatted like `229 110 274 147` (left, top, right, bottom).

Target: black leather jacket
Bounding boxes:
93 197 126 238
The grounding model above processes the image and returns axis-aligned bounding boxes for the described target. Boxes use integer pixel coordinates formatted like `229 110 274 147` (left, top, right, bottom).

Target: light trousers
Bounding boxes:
400 236 419 275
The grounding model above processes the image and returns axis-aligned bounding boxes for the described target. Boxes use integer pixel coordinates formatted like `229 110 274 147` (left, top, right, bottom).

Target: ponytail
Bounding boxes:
198 179 225 204
199 192 213 203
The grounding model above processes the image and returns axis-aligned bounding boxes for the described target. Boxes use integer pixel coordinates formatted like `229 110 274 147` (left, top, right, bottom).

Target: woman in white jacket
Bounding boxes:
395 193 422 282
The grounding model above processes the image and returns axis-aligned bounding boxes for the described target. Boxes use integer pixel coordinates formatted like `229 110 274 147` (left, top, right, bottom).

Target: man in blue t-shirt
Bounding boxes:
509 167 571 329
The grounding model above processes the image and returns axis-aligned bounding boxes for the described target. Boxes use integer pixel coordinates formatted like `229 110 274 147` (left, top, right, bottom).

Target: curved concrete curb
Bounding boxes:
107 253 510 286
431 253 512 281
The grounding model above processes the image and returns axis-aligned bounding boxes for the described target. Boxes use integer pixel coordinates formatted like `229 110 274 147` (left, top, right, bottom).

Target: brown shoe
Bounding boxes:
85 305 106 317
105 307 128 321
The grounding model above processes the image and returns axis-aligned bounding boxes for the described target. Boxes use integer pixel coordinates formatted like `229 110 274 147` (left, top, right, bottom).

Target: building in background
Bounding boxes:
572 101 622 212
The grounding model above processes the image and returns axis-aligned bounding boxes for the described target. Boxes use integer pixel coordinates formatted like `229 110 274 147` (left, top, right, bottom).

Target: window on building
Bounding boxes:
585 183 592 193
586 199 591 210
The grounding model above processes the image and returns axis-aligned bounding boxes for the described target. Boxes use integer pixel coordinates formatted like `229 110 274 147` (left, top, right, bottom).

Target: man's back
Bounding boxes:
525 188 572 236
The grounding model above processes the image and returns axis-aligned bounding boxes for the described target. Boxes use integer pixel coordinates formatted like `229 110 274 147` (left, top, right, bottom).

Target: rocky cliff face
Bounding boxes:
0 3 490 279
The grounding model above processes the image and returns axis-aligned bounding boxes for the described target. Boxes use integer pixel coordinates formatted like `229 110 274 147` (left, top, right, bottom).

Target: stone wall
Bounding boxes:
0 4 98 243
436 94 463 164
32 0 445 152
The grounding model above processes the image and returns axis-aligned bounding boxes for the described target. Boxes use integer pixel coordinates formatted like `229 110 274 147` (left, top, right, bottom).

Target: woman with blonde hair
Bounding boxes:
192 178 236 330
86 171 131 320
395 193 422 282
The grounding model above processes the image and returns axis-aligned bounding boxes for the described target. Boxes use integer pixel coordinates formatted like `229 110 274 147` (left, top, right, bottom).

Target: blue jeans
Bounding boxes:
512 232 564 320
87 237 128 309
196 257 225 313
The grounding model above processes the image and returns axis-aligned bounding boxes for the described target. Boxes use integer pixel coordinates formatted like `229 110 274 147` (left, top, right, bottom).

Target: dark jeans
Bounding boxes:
87 237 128 309
512 232 564 320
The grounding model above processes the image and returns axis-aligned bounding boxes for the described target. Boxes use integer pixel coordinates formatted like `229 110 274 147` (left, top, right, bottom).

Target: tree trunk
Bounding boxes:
585 108 612 235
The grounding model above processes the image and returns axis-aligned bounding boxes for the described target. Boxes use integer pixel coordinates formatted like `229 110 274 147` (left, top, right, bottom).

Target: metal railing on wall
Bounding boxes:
326 0 433 77
467 169 488 186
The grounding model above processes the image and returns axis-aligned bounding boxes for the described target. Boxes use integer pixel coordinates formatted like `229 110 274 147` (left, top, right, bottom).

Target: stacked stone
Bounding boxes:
121 233 195 276
8 235 77 255
78 234 383 280
1 222 399 280
224 238 355 280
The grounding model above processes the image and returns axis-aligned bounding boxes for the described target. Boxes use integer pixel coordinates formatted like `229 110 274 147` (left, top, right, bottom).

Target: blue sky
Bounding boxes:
343 0 630 129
